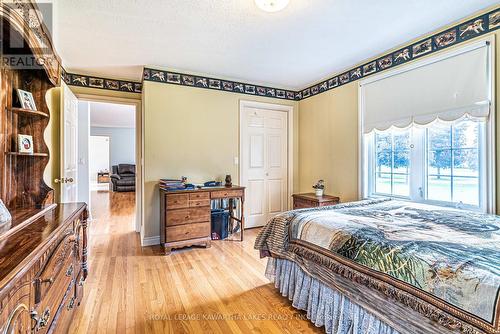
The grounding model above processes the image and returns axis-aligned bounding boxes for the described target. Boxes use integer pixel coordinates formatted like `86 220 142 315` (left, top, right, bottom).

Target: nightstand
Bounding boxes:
292 193 340 209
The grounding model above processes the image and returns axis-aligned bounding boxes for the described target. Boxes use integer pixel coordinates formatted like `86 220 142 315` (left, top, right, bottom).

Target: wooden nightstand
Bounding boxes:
292 193 340 209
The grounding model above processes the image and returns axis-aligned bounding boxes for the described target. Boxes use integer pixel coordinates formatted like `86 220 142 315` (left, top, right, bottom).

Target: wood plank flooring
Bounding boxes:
70 191 322 334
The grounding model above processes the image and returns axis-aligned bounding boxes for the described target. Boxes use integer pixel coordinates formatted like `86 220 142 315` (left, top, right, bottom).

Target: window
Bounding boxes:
360 39 493 212
374 130 410 197
365 119 486 211
427 121 480 206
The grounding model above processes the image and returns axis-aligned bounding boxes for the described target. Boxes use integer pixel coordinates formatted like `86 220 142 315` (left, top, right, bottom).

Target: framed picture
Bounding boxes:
18 134 33 154
16 89 37 110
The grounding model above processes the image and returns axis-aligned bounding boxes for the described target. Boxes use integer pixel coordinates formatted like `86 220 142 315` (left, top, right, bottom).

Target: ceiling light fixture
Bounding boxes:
255 0 289 13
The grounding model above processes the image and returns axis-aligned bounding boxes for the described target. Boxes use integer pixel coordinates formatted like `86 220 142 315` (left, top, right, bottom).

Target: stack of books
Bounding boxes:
159 178 185 191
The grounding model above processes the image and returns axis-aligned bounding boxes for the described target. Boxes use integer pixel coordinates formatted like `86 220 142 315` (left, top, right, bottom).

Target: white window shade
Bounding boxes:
361 42 490 133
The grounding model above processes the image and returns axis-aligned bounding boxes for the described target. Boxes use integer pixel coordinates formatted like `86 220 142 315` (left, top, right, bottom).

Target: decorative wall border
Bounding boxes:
298 7 500 100
61 7 499 100
143 68 297 101
61 68 142 93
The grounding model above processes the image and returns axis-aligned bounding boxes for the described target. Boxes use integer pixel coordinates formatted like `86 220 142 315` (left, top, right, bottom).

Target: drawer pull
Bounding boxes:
31 307 50 330
66 264 74 277
39 277 54 285
67 296 75 310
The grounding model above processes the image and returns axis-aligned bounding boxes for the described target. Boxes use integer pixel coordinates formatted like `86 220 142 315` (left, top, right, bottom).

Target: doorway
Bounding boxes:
57 89 142 240
239 100 294 228
79 100 137 226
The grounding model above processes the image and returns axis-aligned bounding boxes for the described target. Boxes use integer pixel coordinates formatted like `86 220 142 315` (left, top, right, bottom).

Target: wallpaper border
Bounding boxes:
142 68 297 101
61 7 499 101
61 68 142 93
298 7 500 100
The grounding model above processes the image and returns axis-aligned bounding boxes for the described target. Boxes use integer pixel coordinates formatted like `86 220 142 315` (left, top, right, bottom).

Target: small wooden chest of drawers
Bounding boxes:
160 186 245 254
292 193 340 209
160 190 212 255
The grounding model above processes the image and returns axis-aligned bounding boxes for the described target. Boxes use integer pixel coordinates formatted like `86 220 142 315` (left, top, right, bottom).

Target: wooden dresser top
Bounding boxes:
292 193 340 203
160 185 245 194
0 202 86 287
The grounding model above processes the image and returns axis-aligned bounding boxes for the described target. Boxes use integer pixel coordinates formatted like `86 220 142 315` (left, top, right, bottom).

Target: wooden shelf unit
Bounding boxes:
5 152 49 157
10 107 49 118
0 13 58 210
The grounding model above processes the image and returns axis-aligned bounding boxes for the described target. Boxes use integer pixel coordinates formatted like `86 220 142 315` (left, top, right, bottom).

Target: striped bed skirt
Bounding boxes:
266 257 400 334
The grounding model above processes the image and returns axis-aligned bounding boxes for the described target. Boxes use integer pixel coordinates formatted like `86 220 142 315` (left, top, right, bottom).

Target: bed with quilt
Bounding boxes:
254 199 500 334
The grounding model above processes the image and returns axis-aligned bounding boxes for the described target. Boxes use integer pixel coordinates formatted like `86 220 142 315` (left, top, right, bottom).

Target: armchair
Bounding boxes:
110 164 136 192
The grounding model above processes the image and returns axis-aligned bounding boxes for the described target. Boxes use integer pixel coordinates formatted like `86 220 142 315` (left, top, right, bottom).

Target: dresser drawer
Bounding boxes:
166 194 189 209
293 199 318 209
189 192 209 200
166 208 210 226
46 279 76 334
34 232 76 305
166 222 210 242
32 233 76 332
211 189 243 199
189 199 210 208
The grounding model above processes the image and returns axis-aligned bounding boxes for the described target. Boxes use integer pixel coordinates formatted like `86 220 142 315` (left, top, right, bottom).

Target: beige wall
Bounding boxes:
298 83 359 202
143 81 299 238
298 23 500 210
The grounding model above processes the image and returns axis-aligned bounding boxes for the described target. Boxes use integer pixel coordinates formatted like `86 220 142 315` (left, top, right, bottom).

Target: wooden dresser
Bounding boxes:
292 193 340 209
0 203 88 333
160 186 245 254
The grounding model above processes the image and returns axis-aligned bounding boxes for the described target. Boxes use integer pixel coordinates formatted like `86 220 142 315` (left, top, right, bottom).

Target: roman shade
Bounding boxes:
361 41 491 133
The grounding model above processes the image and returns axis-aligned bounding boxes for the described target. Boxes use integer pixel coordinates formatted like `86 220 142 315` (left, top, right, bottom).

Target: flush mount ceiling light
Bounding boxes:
255 0 289 13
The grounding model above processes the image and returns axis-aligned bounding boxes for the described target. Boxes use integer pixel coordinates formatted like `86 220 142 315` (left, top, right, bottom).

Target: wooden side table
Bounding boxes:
292 193 340 209
97 171 110 183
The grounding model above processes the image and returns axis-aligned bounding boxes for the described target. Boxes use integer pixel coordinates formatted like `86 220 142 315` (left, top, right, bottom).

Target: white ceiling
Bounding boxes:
54 0 498 90
89 101 135 128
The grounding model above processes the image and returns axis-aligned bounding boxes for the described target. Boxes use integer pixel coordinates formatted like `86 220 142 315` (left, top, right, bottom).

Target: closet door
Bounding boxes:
241 107 288 228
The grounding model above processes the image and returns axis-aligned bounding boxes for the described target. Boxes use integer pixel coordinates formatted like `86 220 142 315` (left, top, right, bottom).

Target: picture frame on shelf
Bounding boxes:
16 89 37 110
18 134 33 154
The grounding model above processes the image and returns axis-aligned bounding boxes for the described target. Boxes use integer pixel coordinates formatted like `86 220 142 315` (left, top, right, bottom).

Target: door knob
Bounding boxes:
54 177 74 184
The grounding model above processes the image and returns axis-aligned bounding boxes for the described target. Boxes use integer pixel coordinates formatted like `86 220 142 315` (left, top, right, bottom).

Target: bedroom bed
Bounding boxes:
254 199 500 334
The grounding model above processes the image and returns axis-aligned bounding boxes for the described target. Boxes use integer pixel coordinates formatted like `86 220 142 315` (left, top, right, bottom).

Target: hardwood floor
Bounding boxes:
70 191 323 334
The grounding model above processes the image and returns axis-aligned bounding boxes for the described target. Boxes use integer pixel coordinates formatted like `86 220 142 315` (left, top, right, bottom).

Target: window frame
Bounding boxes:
369 129 412 199
365 122 487 211
358 37 495 213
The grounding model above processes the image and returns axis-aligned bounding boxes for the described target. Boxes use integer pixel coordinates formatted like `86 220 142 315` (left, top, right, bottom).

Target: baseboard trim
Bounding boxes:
141 235 160 247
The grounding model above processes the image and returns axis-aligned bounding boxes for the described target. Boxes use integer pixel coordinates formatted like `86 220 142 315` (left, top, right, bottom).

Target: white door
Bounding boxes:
60 83 78 202
241 107 288 228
